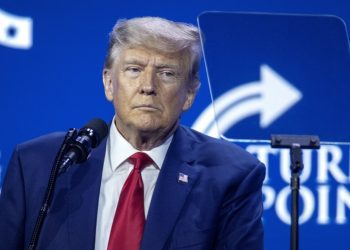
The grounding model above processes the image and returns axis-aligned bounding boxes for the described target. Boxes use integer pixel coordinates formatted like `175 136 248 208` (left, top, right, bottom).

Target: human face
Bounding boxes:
103 47 196 139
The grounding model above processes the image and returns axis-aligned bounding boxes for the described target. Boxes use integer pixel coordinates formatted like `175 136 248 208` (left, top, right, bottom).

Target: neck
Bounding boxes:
115 121 178 151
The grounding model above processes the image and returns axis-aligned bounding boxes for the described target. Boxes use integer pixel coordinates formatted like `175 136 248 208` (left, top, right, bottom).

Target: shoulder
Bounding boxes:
178 126 264 174
16 132 66 152
12 132 67 170
179 126 261 164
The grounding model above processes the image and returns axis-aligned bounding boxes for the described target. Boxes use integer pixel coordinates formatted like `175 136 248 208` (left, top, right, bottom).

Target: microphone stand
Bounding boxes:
28 128 78 250
271 134 320 250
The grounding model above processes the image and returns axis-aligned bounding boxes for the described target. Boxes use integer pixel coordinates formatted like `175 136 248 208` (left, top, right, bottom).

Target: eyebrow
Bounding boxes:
154 63 179 70
123 57 179 70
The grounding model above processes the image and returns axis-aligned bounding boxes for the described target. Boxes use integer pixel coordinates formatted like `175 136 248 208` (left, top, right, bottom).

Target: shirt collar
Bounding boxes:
108 118 173 172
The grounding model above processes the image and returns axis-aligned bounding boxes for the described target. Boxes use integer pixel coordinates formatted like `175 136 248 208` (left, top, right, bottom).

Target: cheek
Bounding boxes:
176 88 190 105
164 89 189 113
113 85 136 113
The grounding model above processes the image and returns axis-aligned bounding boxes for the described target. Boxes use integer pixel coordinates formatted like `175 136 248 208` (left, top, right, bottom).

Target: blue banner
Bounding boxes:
1 1 350 249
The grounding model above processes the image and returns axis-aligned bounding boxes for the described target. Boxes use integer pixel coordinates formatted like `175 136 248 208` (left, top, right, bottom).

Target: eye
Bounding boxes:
125 66 141 77
158 70 176 81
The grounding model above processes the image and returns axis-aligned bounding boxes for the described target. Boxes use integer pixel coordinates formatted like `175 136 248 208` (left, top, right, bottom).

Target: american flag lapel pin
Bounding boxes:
178 172 189 184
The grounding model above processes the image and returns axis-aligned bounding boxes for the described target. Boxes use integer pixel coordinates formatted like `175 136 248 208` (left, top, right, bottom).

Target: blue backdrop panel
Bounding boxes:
1 1 350 249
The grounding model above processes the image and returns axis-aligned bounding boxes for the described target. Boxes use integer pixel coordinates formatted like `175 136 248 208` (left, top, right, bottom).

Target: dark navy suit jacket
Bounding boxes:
0 126 265 249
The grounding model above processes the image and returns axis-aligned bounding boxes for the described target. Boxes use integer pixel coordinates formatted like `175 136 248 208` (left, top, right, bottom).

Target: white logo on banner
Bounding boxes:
248 144 350 225
192 64 302 138
0 9 33 49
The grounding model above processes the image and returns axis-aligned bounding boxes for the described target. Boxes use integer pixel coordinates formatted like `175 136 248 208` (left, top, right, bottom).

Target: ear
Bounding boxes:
103 69 114 101
182 87 197 112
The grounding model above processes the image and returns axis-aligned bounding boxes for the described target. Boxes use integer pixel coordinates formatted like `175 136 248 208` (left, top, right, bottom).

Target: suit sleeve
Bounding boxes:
216 162 265 250
0 147 26 249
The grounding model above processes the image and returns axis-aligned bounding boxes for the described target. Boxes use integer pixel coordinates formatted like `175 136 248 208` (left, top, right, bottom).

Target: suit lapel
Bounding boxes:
67 138 107 250
141 127 200 250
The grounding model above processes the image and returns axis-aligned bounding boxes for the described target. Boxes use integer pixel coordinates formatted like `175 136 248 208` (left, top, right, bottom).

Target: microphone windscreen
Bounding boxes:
83 118 109 148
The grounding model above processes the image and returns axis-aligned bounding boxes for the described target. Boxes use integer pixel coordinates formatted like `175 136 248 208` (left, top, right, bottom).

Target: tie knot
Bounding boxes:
129 152 153 172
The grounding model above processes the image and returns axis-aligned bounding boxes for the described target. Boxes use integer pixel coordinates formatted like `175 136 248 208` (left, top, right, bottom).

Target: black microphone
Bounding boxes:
59 118 109 173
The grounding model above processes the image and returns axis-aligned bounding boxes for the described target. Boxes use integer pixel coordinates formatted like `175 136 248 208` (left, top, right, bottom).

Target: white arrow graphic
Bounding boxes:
192 64 302 138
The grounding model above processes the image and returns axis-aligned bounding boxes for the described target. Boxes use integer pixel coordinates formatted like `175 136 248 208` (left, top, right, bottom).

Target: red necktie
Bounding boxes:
107 152 152 250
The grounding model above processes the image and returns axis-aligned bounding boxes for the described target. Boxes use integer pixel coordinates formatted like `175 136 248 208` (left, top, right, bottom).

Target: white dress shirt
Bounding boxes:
94 120 173 250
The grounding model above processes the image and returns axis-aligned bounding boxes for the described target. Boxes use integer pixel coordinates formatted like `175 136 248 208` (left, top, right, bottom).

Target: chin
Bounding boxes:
136 121 161 132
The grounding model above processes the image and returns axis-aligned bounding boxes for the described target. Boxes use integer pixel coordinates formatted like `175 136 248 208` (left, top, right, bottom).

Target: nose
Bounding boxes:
139 69 156 95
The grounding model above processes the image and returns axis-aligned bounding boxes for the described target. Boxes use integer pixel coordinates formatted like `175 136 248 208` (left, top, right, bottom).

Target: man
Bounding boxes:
0 17 265 249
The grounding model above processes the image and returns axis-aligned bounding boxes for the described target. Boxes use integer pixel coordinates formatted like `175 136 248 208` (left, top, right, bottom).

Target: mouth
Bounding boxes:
133 105 160 112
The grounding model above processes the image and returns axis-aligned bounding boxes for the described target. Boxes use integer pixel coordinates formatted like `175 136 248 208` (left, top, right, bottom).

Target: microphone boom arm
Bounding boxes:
28 128 78 250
